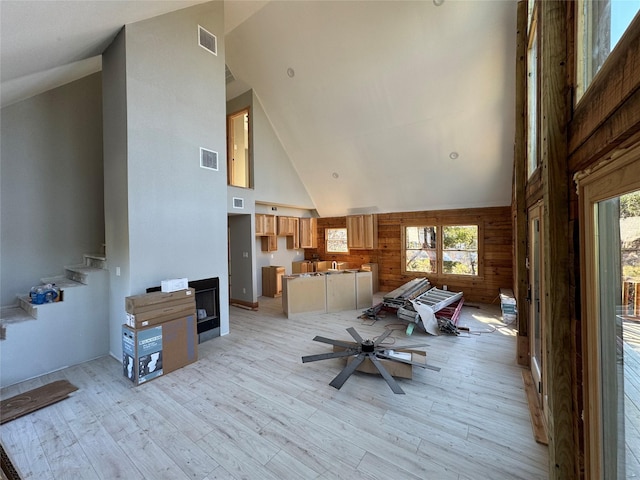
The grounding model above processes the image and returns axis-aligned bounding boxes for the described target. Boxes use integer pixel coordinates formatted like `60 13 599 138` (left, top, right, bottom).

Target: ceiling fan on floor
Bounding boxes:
301 326 437 394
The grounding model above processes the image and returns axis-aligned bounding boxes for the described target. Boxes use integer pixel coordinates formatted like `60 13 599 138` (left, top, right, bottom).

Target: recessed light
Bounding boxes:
332 172 339 179
433 0 444 6
287 67 295 78
449 152 459 160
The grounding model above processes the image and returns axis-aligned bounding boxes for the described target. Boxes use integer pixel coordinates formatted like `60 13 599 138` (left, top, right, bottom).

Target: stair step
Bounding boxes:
17 295 38 319
0 305 35 324
64 264 102 284
40 275 85 290
83 253 107 269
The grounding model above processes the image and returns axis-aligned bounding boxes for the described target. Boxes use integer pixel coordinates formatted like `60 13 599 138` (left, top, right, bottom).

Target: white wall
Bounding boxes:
103 1 229 358
0 74 105 307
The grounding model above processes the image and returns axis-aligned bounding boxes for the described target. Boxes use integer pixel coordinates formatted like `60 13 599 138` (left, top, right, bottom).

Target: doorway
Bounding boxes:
581 145 640 478
529 201 547 426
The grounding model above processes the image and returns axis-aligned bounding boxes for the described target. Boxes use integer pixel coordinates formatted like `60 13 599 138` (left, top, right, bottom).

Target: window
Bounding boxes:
576 0 640 102
402 224 479 276
227 107 252 188
404 226 437 273
442 226 478 275
326 228 348 253
527 4 539 178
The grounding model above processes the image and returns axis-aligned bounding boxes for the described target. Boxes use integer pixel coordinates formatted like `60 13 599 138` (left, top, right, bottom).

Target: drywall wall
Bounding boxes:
0 73 105 306
103 1 229 358
102 26 131 358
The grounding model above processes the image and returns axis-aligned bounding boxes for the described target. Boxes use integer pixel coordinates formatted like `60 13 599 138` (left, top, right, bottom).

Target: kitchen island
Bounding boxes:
282 270 373 318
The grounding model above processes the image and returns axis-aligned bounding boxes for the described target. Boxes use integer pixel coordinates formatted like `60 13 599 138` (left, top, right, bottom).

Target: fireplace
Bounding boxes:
147 277 220 343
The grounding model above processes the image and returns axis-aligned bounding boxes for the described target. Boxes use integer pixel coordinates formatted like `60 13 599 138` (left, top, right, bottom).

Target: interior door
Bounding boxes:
581 146 640 479
529 202 546 419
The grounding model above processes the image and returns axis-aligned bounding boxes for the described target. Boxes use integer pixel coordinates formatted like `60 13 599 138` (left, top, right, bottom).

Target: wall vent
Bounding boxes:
198 25 217 56
232 197 245 209
200 148 218 171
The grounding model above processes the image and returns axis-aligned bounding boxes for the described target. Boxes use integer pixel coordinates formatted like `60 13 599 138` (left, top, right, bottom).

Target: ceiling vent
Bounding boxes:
198 25 217 56
200 148 218 171
232 197 245 209
225 65 235 84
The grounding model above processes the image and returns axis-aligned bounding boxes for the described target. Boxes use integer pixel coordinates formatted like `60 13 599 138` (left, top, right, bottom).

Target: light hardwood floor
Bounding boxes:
1 295 549 479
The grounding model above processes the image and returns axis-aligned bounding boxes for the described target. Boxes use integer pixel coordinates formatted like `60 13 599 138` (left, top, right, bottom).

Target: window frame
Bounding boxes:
527 2 539 178
325 227 349 254
401 222 483 279
227 107 252 188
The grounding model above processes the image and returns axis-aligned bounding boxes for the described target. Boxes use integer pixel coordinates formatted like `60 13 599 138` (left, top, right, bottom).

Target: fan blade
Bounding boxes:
346 327 364 344
329 353 367 390
312 336 358 350
373 328 393 347
389 344 429 350
369 355 405 394
301 349 358 363
376 352 440 371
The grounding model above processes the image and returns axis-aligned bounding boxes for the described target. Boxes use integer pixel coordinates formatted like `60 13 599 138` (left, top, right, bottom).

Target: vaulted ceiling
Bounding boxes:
0 0 517 218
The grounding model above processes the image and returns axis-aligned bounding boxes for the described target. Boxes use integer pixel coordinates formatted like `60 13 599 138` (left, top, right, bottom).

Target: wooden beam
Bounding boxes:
514 0 529 364
540 1 576 478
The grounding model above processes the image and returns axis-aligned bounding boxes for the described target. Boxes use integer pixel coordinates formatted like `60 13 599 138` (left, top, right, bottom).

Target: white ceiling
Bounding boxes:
0 0 517 218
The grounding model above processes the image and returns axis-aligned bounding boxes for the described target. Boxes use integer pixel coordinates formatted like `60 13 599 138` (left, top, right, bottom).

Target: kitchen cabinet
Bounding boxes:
255 214 276 236
299 217 318 248
277 216 297 236
277 216 299 249
260 234 278 252
262 266 285 297
282 274 327 317
346 214 378 249
292 260 313 274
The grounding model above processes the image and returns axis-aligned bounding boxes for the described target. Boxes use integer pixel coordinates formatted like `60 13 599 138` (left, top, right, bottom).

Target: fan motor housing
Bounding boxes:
361 340 375 353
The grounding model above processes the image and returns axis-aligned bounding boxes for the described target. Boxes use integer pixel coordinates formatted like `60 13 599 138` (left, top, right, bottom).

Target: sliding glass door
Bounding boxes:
581 147 640 478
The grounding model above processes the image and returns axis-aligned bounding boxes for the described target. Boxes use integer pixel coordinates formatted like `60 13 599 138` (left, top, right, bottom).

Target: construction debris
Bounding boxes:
384 279 465 335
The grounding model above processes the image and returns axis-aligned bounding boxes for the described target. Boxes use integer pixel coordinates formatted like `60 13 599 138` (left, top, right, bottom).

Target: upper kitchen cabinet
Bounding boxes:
277 216 297 236
255 214 276 236
347 214 378 249
300 218 318 249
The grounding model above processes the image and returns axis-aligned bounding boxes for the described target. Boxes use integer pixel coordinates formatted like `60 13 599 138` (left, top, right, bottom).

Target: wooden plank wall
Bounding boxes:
306 206 512 304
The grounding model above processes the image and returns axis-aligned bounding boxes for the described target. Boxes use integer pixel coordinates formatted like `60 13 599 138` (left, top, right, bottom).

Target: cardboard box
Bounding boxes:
122 315 198 385
161 278 189 293
333 344 426 379
126 288 195 314
126 304 196 329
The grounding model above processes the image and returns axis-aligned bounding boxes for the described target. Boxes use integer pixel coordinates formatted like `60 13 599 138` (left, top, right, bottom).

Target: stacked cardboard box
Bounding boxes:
123 288 198 385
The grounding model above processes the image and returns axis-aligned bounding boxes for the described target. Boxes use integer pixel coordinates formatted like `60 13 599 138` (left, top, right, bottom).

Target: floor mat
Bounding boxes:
0 379 78 425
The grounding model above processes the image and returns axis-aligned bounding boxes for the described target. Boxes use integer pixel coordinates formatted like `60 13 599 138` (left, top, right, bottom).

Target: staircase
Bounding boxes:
0 252 110 388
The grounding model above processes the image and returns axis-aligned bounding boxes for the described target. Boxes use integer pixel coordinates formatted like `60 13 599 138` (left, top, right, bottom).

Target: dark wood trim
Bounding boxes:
540 1 576 478
568 11 640 165
514 0 530 362
230 299 259 311
569 87 640 172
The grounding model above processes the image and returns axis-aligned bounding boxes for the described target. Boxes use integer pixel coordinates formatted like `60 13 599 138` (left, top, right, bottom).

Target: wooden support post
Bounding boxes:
514 0 529 366
540 1 576 478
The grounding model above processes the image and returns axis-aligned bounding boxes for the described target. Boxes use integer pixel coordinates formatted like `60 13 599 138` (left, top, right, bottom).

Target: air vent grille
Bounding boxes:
232 197 244 209
198 25 217 56
200 148 218 171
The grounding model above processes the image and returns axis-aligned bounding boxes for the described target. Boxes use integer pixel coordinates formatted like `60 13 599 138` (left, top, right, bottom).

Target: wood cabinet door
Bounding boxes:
300 218 317 248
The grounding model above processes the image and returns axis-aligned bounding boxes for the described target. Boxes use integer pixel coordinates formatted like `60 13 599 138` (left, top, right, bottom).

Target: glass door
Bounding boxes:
581 149 640 478
529 202 545 417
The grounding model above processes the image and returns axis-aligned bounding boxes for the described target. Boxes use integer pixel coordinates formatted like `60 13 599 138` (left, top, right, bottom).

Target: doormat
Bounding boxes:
1 442 21 480
0 379 78 425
